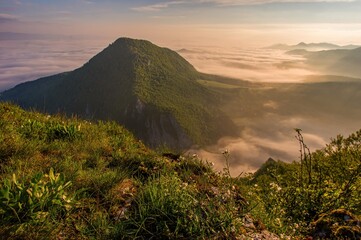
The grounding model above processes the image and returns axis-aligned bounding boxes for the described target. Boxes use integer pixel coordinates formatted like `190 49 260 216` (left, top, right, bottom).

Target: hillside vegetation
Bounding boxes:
0 103 257 239
247 129 361 238
1 103 360 239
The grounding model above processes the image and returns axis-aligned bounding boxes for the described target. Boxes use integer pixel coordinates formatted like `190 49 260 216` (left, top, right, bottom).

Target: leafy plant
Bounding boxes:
47 122 81 141
20 119 81 141
0 168 74 225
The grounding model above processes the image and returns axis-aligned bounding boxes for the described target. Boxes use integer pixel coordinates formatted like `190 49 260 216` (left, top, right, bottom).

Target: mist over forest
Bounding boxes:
179 44 361 174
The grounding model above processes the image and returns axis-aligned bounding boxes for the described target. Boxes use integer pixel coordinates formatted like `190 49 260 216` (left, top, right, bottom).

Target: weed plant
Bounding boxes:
247 129 361 238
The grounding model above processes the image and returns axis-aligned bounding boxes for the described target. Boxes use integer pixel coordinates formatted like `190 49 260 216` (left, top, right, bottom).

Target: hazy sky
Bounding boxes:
1 0 361 47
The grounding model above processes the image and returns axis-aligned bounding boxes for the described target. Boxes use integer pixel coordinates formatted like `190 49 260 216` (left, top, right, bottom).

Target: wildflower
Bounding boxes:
270 182 282 191
222 149 229 155
275 218 282 226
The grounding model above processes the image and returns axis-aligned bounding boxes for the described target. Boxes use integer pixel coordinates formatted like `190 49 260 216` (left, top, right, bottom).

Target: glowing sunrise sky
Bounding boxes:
1 0 361 47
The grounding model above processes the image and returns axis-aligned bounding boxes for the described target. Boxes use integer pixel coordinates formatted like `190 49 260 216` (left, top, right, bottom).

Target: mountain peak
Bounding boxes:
1 37 236 149
108 37 153 52
113 37 151 45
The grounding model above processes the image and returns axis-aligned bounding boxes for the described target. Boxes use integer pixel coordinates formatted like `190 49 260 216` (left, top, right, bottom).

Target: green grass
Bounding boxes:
0 103 249 239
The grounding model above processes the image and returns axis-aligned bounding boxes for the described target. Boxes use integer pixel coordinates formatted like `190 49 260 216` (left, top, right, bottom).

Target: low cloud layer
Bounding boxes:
178 45 361 174
0 39 105 91
190 113 330 175
178 46 315 83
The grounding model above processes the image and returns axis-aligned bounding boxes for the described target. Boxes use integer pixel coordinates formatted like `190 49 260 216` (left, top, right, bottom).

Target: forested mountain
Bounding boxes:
0 38 236 149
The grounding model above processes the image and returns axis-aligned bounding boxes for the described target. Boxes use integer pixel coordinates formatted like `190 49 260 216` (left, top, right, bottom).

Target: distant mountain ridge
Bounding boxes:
0 37 237 149
266 42 360 51
286 46 361 78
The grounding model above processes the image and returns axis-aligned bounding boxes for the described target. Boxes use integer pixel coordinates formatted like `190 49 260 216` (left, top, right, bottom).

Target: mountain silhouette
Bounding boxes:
0 37 236 149
266 42 359 51
299 47 361 78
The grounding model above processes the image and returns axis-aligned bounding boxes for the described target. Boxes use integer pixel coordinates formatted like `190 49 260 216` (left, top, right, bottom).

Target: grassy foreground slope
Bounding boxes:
1 103 360 239
0 103 260 239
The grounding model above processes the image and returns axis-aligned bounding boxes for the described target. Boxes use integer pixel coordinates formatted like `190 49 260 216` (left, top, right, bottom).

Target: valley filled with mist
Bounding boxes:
176 43 361 174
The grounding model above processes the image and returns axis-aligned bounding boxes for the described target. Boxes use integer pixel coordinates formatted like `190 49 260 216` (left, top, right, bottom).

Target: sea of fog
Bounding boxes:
1 38 359 175
179 45 360 175
0 39 106 91
177 46 313 83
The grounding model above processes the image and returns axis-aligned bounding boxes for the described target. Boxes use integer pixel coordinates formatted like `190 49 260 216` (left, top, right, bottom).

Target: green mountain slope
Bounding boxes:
0 38 236 149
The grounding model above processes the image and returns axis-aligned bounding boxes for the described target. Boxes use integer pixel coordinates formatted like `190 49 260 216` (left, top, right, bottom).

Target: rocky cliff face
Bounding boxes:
124 98 192 149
